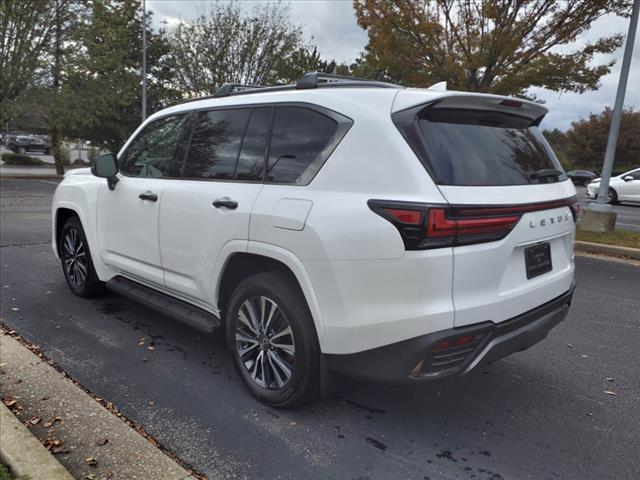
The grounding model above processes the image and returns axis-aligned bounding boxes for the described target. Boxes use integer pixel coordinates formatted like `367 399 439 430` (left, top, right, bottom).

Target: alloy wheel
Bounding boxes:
62 228 88 288
235 296 295 389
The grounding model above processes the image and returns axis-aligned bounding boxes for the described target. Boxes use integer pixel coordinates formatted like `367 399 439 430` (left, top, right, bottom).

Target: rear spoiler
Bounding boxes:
392 89 548 125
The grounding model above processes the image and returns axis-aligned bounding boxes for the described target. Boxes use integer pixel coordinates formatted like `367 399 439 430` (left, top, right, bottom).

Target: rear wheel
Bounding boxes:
607 188 619 205
59 216 103 297
226 271 320 408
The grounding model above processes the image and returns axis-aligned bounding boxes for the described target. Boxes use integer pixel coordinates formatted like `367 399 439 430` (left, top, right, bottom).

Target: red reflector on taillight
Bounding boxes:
427 209 457 237
384 208 421 225
456 215 520 235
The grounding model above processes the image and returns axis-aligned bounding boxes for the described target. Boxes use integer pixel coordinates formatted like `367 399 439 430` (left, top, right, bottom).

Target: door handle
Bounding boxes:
212 197 238 210
138 191 158 202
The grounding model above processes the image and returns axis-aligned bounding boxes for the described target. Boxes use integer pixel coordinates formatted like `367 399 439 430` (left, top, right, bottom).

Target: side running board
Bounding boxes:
106 276 221 333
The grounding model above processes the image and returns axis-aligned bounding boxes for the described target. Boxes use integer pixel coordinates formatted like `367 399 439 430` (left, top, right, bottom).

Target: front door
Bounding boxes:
97 113 189 287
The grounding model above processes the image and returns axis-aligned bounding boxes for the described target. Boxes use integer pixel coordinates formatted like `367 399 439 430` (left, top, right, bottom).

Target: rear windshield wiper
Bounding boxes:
530 169 563 182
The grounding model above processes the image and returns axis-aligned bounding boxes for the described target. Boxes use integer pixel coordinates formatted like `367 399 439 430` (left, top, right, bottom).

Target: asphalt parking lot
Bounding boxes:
1 178 639 480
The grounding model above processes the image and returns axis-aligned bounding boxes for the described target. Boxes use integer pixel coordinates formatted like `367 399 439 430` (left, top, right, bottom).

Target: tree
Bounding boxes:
0 0 57 127
166 2 321 97
69 0 179 152
563 107 640 173
353 0 631 96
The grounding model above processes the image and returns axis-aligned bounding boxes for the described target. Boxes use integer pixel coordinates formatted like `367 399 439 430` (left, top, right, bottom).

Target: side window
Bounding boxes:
120 114 187 178
183 108 250 180
236 107 271 181
630 170 640 180
266 106 339 184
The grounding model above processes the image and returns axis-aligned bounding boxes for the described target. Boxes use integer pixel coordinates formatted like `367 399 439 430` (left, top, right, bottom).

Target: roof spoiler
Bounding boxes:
392 90 548 125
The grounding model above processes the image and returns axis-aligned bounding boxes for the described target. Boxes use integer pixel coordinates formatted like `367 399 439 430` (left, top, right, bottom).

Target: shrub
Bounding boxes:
87 146 100 164
1 152 47 166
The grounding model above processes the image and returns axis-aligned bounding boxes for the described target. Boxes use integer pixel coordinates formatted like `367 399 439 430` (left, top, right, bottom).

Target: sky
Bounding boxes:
147 0 639 131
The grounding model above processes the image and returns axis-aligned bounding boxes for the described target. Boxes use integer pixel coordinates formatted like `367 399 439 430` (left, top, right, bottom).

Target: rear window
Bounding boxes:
394 107 567 186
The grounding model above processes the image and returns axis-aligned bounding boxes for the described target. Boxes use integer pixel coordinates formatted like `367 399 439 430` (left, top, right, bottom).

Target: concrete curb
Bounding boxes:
1 402 75 480
0 333 195 480
1 174 62 180
575 240 640 260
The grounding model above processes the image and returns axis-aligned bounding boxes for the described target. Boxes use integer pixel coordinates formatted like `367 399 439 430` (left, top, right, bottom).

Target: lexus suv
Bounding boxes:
52 73 578 407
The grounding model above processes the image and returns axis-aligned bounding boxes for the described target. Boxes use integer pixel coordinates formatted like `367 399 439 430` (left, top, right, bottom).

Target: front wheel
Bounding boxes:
226 271 321 408
607 188 619 205
59 216 104 297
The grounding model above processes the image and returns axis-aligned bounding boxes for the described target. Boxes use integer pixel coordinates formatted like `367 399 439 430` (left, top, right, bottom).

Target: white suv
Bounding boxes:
52 73 578 407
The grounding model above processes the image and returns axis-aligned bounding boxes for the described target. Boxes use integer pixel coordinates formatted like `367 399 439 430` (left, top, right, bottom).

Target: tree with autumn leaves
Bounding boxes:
353 0 631 97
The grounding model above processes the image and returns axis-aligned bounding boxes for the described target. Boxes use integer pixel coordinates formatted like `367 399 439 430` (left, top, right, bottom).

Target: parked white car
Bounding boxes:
586 168 640 204
51 73 578 407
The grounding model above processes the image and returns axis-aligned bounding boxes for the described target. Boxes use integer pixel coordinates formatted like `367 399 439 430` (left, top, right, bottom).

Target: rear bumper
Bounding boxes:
325 283 575 382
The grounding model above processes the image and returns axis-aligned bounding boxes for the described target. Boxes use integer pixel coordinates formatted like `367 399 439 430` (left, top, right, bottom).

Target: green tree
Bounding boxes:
564 107 640 173
0 0 57 127
69 0 178 152
166 2 321 97
353 0 630 96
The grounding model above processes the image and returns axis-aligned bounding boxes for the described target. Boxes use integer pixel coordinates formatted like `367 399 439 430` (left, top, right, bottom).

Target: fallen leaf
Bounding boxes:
96 437 108 446
29 417 41 425
606 377 614 382
581 354 588 358
0 363 6 367
148 400 156 406
3 399 15 408
586 412 593 417
51 446 69 454
604 390 617 396
85 474 96 480
104 470 114 479
289 421 297 426
147 346 155 351
567 343 574 348
138 341 145 346
43 421 53 428
10 307 19 311
41 396 50 401
85 457 99 467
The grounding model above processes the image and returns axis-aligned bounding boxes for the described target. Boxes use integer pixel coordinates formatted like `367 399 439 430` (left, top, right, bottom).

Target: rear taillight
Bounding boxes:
369 197 578 250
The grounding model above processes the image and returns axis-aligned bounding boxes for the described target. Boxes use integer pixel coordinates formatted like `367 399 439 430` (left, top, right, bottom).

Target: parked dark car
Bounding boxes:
566 170 597 186
7 135 51 155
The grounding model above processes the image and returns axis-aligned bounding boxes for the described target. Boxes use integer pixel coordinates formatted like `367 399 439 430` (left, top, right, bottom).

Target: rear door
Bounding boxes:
158 107 269 307
393 93 577 327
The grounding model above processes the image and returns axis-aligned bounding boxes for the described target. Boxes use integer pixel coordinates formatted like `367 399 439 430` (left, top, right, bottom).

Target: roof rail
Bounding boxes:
296 72 400 90
213 83 265 98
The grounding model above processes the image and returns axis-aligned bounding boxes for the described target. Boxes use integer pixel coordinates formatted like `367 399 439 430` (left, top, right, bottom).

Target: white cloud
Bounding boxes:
146 1 639 130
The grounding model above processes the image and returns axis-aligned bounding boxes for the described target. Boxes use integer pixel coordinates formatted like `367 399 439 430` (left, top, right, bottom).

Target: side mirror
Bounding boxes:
92 153 119 190
622 175 633 182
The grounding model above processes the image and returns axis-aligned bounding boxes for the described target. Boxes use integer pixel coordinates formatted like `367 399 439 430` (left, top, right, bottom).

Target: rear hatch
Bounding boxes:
392 90 578 327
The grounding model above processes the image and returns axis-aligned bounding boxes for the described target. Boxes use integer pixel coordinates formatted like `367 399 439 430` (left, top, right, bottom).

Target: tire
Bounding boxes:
226 271 321 408
607 188 619 205
59 216 104 297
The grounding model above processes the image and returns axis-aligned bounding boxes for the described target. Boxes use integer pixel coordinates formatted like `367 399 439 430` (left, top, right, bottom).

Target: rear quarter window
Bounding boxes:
393 106 567 186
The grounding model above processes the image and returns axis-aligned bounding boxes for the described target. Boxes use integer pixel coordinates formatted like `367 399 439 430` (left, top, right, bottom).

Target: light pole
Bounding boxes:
581 0 638 233
593 0 639 210
141 0 147 122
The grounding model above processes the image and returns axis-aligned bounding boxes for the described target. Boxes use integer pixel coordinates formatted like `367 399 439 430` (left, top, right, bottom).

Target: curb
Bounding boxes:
575 240 640 260
1 174 63 180
0 402 74 480
0 333 195 480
